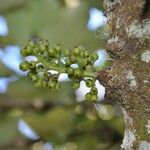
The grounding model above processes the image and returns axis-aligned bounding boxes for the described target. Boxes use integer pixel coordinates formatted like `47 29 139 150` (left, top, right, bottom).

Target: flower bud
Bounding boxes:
37 64 45 72
19 61 29 71
90 95 98 102
34 79 43 88
74 68 82 78
85 79 94 87
65 58 71 66
72 82 80 89
20 46 32 57
63 49 70 57
54 44 61 55
92 53 99 62
54 83 60 92
69 56 77 63
30 75 38 82
29 61 36 69
48 48 55 57
67 67 74 76
80 59 88 67
90 87 98 94
73 47 80 56
85 93 92 101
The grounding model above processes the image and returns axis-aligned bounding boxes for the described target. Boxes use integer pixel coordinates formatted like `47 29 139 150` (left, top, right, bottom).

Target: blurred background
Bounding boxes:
0 0 124 149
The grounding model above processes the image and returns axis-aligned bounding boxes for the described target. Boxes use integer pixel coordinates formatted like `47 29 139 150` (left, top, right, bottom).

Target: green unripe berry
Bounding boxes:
72 82 80 89
85 93 92 101
92 53 99 62
33 47 39 54
48 48 55 57
48 80 54 88
29 68 37 73
67 67 74 76
90 87 98 94
28 72 34 78
37 64 45 72
84 50 89 58
54 44 61 55
25 46 32 55
28 70 38 78
20 46 32 57
39 45 46 53
52 74 59 82
63 49 70 57
47 80 59 91
85 79 94 87
87 56 92 64
54 83 60 92
74 68 82 78
44 40 49 46
29 61 36 69
86 92 98 101
69 56 77 63
80 51 85 57
40 39 49 47
42 80 47 88
44 51 48 58
65 58 71 66
68 75 76 80
28 41 34 48
19 61 29 71
30 75 38 82
90 95 98 102
34 79 43 88
80 59 88 67
44 71 52 79
73 47 80 56
20 47 27 57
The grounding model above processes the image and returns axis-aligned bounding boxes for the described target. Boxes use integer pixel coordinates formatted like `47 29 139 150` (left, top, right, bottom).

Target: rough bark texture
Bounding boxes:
98 0 150 149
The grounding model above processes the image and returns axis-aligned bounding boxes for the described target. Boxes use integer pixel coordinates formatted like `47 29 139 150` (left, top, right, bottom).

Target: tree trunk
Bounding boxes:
98 0 150 149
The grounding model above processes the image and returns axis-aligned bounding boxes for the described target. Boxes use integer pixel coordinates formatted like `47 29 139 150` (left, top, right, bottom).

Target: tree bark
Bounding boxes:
98 0 150 149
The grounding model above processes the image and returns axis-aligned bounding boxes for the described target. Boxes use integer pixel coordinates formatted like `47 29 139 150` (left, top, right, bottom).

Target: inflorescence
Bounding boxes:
19 39 100 101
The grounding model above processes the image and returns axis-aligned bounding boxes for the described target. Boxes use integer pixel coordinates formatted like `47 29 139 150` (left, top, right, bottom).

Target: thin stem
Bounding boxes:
36 54 97 78
36 55 66 73
83 71 96 78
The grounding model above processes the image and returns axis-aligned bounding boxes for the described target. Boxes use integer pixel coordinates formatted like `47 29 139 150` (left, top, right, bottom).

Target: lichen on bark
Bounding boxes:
97 0 150 149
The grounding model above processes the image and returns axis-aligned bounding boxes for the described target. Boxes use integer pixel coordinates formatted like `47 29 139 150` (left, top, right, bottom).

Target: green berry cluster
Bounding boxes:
19 39 99 101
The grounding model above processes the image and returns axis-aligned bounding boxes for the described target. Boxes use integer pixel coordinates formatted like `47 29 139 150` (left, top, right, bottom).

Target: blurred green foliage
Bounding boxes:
4 0 104 50
0 0 26 13
0 61 15 76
